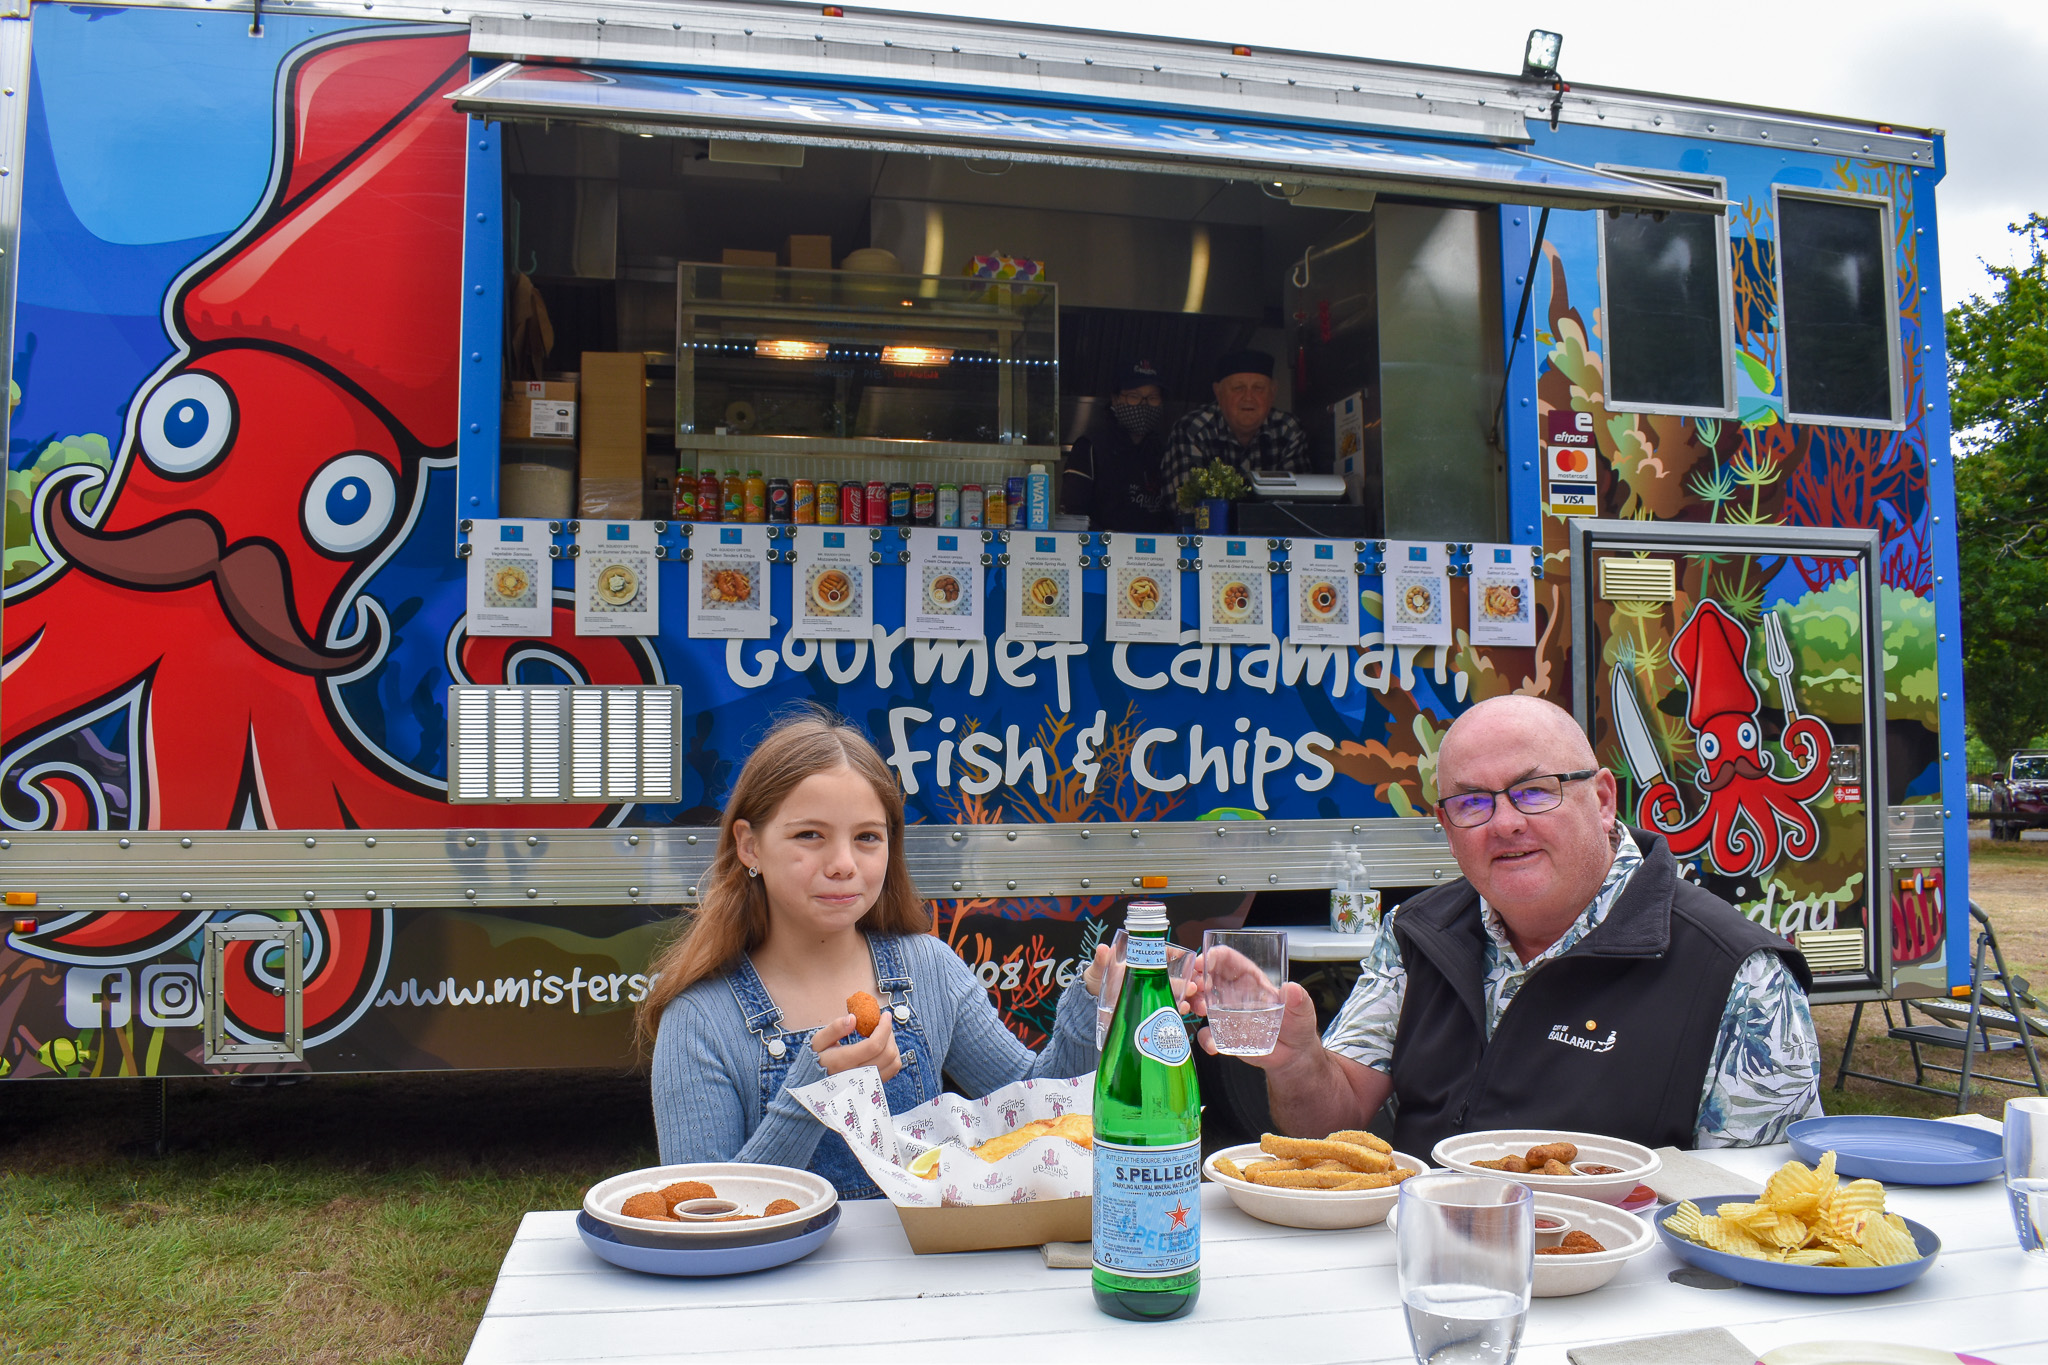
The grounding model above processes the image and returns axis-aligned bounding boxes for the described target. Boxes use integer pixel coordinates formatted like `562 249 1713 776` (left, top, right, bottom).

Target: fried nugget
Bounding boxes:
621 1191 677 1221
1524 1142 1578 1165
1474 1155 1530 1173
656 1180 717 1208
1538 1159 1573 1176
847 991 882 1038
763 1199 800 1217
1258 1133 1393 1172
1536 1229 1607 1256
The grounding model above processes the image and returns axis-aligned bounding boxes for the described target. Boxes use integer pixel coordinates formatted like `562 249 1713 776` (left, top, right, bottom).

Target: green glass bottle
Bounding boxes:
1092 901 1201 1321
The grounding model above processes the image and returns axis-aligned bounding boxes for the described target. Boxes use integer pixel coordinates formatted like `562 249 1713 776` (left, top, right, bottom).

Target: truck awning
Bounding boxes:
451 64 1723 215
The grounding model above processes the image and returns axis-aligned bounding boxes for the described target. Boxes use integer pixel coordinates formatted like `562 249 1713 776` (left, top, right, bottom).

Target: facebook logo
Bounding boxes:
940 535 958 551
721 528 742 544
824 531 845 548
1408 545 1428 562
500 525 524 542
1314 543 1333 560
65 967 131 1029
1036 537 1055 553
1136 538 1156 554
607 524 630 541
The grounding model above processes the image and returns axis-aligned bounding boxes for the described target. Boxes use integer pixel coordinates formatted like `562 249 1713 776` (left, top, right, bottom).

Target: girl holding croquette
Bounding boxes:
639 710 1109 1199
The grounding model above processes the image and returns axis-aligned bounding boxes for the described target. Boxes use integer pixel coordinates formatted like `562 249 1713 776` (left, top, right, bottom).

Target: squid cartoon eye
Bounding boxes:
1736 721 1759 751
138 372 236 476
303 453 397 556
1697 731 1721 764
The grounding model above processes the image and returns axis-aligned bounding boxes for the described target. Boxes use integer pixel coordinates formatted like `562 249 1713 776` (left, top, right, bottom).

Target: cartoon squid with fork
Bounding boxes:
1611 601 1835 880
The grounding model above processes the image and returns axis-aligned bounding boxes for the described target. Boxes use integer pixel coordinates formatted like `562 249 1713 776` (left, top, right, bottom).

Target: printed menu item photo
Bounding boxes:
1286 540 1359 647
1467 542 1536 647
465 519 553 637
1004 532 1083 642
575 520 661 637
1382 539 1451 648
688 523 773 639
1197 536 1272 645
906 528 984 641
792 525 874 640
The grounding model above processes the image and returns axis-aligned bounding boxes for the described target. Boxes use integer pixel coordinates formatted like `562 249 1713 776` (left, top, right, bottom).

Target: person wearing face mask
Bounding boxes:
1162 349 1310 500
1060 358 1173 531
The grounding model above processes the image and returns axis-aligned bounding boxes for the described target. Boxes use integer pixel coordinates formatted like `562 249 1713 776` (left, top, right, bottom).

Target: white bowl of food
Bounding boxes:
1203 1141 1428 1229
1385 1188 1655 1297
583 1163 837 1249
1431 1129 1659 1206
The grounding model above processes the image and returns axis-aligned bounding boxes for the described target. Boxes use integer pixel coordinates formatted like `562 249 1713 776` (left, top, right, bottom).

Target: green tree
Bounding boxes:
1949 214 2048 762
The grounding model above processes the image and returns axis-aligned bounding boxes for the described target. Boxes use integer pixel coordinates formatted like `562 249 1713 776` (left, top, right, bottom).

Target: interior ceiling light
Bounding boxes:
755 339 829 361
880 345 952 367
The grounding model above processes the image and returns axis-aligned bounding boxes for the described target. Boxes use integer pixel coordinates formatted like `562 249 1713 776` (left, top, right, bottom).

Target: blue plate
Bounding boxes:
1655 1196 1939 1295
576 1206 840 1277
1788 1116 2006 1185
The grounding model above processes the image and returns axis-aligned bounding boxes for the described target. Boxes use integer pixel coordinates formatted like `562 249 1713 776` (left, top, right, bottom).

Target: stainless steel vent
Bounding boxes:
448 685 682 803
1794 927 1867 976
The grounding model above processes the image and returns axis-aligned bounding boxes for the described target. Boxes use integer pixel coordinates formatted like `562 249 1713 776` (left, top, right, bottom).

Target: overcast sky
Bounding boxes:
878 0 2045 315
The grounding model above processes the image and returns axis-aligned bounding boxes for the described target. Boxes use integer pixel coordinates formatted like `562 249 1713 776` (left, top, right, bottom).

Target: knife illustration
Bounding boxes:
1609 665 1669 790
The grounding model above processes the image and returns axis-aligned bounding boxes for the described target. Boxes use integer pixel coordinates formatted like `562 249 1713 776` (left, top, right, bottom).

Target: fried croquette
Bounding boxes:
621 1192 677 1221
763 1199 800 1217
1538 1159 1573 1176
847 991 882 1038
1525 1142 1579 1165
1536 1230 1607 1255
656 1180 717 1208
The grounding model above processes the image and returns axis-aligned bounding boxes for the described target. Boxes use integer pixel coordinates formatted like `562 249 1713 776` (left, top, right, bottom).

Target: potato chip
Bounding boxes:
1834 1243 1880 1269
1666 1154 1916 1272
1761 1159 1825 1217
1692 1215 1775 1260
1854 1212 1921 1267
1836 1178 1887 1218
1783 1248 1842 1267
1665 1201 1709 1241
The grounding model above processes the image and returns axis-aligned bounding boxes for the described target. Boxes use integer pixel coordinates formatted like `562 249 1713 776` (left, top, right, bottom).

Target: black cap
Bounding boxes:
1214 349 1274 382
1114 359 1162 394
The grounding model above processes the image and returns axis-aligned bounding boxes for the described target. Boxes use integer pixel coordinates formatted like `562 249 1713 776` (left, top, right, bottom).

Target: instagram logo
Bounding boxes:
141 964 203 1028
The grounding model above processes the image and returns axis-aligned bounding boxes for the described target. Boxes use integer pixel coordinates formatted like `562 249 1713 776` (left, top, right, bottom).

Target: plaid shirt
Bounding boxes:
1322 828 1822 1148
1162 405 1310 496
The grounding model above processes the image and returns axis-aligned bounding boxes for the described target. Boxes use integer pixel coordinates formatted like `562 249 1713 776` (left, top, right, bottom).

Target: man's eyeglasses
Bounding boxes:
1437 770 1598 828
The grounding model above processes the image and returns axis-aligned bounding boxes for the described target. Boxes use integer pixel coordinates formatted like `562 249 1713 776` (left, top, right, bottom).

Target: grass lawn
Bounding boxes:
3 842 2043 1362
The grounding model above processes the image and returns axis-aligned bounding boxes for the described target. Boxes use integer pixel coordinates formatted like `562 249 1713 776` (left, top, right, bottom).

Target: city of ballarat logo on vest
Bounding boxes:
1547 1018 1618 1053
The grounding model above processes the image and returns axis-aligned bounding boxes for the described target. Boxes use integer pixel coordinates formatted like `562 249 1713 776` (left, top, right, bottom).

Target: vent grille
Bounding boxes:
1794 927 1867 976
1597 557 1677 601
449 686 680 803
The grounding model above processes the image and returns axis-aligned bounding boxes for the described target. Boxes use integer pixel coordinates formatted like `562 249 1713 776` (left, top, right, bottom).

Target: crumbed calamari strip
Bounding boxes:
1250 1167 1409 1190
1259 1133 1393 1172
1327 1130 1393 1155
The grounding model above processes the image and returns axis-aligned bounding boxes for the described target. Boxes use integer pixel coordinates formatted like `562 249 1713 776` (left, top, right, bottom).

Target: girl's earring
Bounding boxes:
746 865 759 879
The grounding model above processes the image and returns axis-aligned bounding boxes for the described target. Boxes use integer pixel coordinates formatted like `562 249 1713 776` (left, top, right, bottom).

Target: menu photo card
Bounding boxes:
574 520 659 636
688 523 772 639
465 518 552 637
1004 532 1084 643
1467 542 1537 648
906 528 984 641
1196 535 1272 645
1286 539 1359 647
1382 539 1451 648
792 525 873 640
1104 533 1180 645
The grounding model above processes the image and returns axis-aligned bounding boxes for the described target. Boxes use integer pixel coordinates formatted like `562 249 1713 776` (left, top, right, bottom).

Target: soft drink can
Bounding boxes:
766 479 792 524
937 484 960 528
962 484 985 529
864 480 889 526
984 484 1007 531
912 483 936 525
841 481 865 527
793 479 816 524
818 480 842 525
888 482 913 525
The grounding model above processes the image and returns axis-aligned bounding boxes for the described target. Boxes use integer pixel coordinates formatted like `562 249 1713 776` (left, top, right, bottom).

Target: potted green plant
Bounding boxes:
1176 459 1251 534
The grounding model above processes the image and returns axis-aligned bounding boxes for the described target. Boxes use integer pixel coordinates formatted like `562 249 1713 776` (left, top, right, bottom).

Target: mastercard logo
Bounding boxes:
1552 448 1592 474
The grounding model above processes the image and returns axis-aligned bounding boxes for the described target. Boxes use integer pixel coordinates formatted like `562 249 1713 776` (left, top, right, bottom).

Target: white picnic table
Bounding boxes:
467 1119 2048 1365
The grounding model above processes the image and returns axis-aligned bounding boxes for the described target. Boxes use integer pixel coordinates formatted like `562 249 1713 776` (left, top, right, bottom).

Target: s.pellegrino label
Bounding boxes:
1093 911 1200 1321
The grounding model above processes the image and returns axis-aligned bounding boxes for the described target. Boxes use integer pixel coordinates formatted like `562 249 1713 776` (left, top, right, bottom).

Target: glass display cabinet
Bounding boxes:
674 264 1058 491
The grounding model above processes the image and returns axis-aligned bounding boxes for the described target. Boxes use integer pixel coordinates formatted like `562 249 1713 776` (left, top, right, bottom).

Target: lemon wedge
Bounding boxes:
907 1146 943 1179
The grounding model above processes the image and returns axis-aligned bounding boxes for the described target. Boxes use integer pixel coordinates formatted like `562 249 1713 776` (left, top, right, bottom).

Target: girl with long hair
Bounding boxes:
640 709 1108 1199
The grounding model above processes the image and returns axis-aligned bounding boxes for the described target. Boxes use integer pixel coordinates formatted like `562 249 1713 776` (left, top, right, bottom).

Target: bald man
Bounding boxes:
1198 696 1822 1153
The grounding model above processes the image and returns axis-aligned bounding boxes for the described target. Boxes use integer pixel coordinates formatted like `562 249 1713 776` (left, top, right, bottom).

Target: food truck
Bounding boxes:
0 0 1963 1107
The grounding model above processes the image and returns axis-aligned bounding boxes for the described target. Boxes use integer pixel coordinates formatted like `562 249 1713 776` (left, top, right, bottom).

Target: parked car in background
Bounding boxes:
1988 752 2048 840
1968 782 1993 814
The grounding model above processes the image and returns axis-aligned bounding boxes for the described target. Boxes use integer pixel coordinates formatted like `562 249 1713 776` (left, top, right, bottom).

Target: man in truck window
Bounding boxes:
1161 349 1309 500
1197 694 1822 1153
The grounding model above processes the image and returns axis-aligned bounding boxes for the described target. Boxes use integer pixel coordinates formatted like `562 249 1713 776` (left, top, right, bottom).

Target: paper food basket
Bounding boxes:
790 1067 1094 1254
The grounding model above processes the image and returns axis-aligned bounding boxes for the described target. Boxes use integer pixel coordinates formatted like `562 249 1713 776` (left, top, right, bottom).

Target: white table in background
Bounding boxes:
466 1136 2048 1365
1283 926 1375 963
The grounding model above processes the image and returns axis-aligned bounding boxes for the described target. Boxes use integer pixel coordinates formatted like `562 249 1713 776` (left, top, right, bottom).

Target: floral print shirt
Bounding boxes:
1323 827 1822 1147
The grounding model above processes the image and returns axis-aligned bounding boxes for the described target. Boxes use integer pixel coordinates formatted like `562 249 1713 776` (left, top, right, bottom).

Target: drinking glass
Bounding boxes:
1095 928 1194 1048
1395 1173 1533 1365
1199 929 1288 1056
2008 1096 2048 1260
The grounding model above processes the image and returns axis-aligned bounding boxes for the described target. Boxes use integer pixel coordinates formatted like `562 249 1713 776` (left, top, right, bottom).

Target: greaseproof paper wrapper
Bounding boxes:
789 1067 1093 1208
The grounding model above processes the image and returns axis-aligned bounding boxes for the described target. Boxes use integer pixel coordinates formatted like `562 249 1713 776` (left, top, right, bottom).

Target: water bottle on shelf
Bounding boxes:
1026 462 1051 530
1092 900 1201 1322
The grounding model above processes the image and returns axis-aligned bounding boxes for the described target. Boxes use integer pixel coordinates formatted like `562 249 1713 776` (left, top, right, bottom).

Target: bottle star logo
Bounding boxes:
1167 1200 1191 1231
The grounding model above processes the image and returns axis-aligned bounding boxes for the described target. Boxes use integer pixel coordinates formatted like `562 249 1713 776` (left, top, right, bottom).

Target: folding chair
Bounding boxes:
1834 901 2047 1112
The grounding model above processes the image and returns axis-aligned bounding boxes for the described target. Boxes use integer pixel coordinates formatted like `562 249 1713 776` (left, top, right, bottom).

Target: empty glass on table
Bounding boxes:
1395 1173 1533 1365
1095 928 1194 1048
1198 929 1288 1057
2009 1096 2048 1260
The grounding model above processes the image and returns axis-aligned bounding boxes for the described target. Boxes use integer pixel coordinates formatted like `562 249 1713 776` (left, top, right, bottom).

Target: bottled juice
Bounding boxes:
721 469 745 522
672 477 698 521
984 483 1007 531
698 468 723 522
1092 901 1200 1322
743 470 768 523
